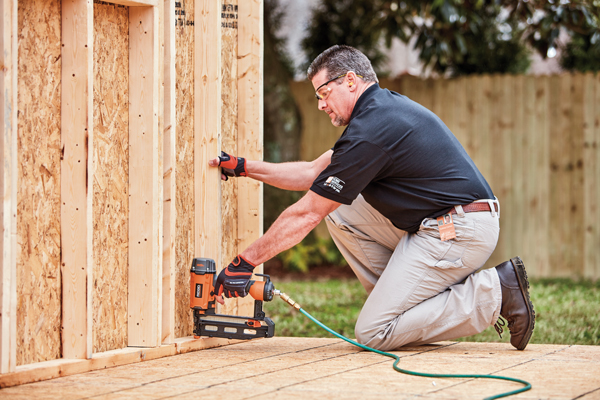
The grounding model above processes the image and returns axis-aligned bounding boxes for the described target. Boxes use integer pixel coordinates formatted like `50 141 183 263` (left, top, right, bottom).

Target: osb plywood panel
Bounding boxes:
16 0 62 366
174 0 195 338
92 1 129 353
220 0 239 315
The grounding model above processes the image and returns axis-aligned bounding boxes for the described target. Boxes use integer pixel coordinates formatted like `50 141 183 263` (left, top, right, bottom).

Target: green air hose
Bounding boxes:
276 292 532 400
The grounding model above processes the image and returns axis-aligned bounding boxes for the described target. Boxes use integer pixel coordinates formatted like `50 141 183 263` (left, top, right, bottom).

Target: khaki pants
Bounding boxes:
325 195 502 351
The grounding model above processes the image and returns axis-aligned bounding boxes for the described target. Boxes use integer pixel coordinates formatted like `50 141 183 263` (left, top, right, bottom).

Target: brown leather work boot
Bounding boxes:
494 256 535 350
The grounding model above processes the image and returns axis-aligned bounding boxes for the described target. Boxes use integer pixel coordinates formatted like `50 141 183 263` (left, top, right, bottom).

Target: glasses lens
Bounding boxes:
316 87 331 101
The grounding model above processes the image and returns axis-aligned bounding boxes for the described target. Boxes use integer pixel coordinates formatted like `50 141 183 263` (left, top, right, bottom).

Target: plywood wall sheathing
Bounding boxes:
0 0 18 374
16 0 62 366
61 0 94 360
128 5 160 347
162 0 177 343
219 0 240 316
92 1 129 353
237 0 263 317
174 0 195 338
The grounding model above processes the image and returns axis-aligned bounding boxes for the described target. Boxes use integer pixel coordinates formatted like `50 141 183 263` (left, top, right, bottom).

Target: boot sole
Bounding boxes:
510 256 535 350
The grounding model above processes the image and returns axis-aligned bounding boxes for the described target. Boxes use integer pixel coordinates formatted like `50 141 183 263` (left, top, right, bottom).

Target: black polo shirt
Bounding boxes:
310 84 494 233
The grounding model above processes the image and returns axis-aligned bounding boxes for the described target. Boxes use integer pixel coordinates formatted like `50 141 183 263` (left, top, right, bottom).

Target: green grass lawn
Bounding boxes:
263 278 600 346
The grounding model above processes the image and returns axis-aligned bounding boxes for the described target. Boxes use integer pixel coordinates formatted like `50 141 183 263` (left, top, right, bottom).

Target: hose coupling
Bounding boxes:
277 292 301 310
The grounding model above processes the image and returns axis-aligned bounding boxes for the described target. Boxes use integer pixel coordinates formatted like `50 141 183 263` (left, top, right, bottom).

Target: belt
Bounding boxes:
446 201 498 215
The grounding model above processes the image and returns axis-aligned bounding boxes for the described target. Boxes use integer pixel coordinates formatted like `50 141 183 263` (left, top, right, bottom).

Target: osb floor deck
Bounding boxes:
1 337 599 399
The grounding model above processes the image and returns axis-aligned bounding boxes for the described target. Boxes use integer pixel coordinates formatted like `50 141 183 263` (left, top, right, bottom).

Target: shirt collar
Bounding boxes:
349 83 380 122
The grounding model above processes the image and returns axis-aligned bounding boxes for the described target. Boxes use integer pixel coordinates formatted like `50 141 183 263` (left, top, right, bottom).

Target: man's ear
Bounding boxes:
347 71 358 91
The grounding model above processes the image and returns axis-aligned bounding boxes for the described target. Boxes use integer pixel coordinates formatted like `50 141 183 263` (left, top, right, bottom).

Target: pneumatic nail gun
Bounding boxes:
189 258 275 340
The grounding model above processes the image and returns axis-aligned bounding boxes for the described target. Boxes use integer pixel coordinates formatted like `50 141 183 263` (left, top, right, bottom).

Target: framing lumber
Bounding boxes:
108 0 158 6
173 0 195 337
0 336 238 389
219 0 239 317
156 0 164 346
0 0 17 374
194 0 222 270
61 0 94 360
128 5 161 347
237 0 263 316
162 0 176 344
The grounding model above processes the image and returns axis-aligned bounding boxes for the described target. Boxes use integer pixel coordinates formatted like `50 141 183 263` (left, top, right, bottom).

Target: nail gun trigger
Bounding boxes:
246 320 261 328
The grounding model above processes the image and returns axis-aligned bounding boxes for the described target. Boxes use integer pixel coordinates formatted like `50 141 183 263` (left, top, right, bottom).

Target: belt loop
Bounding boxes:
454 205 465 217
488 198 498 218
494 197 500 218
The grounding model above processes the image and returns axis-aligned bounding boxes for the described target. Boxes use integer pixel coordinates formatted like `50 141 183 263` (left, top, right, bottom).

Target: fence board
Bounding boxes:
454 77 468 144
556 74 572 277
477 75 493 185
522 76 536 273
596 73 600 280
489 75 513 266
571 74 585 276
295 72 600 279
535 76 551 276
586 73 600 280
512 75 525 264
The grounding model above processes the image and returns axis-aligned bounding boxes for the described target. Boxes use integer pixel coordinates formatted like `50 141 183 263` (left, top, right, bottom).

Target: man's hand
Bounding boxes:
214 255 256 304
208 151 247 181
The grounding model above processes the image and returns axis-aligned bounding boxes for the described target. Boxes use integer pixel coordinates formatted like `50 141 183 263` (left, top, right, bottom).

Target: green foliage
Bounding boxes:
301 0 391 76
301 0 600 76
264 280 366 338
264 278 600 346
459 278 600 345
277 235 347 273
561 31 600 72
263 0 303 230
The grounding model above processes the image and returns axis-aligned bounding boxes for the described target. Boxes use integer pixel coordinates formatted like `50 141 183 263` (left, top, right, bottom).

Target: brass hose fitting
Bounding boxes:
275 290 301 310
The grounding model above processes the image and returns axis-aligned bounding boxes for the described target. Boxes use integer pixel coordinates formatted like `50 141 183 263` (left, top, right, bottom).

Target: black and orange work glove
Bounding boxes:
218 151 247 181
214 255 256 298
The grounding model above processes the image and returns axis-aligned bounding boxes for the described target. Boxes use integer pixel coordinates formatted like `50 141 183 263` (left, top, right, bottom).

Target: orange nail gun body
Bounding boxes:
190 258 275 340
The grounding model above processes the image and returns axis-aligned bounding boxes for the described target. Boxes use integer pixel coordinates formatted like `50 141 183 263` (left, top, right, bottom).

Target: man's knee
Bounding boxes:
355 314 416 351
354 317 387 349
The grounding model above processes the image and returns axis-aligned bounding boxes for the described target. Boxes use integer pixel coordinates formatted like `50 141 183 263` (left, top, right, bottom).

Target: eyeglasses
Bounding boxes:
314 73 363 101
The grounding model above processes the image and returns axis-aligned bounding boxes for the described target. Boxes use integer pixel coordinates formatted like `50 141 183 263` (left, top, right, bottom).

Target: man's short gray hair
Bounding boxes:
307 45 378 83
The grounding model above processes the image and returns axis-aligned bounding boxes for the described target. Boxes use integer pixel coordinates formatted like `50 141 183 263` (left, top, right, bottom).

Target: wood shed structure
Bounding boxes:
0 0 263 385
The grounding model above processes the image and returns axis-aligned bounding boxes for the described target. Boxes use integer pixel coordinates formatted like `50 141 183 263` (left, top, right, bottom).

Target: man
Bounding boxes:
209 45 535 351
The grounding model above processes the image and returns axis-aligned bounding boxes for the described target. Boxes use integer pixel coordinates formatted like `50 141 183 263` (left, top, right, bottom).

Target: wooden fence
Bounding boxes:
291 73 600 280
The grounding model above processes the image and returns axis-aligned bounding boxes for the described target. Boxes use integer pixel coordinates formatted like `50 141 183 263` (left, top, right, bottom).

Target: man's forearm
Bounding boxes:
240 190 340 265
246 150 333 191
246 160 318 191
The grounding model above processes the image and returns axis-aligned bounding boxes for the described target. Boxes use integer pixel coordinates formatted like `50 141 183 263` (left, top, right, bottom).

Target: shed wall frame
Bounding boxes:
0 0 264 386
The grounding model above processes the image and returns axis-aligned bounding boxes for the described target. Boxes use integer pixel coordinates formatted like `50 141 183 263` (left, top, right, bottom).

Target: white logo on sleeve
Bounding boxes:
324 176 345 193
